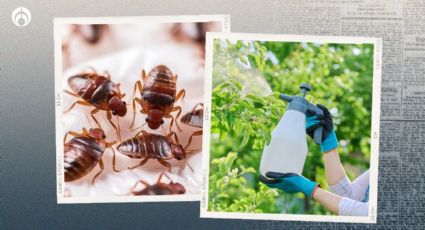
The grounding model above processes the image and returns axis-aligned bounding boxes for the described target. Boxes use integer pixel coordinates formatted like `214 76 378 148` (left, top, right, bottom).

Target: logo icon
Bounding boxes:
12 7 31 27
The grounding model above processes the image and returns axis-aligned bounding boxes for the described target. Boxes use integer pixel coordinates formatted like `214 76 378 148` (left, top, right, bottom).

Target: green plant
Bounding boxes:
208 38 373 215
208 152 279 213
211 79 285 160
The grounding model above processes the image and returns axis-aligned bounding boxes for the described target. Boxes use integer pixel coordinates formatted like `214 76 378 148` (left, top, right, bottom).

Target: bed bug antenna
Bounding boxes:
116 116 122 141
184 159 194 173
183 144 195 172
184 148 201 155
130 123 148 137
130 126 141 133
161 172 173 182
85 114 95 129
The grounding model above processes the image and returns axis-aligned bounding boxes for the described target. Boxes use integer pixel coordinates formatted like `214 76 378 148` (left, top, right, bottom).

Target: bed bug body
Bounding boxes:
180 102 203 149
117 131 186 171
130 65 185 132
129 173 186 196
180 102 203 128
63 128 116 183
65 71 127 140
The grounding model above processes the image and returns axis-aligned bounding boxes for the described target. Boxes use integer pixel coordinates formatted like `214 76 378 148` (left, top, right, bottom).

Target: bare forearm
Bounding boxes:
312 187 341 214
313 187 369 216
322 148 347 185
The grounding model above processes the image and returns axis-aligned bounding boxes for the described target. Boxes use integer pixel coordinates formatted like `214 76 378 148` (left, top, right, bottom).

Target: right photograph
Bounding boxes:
201 33 382 223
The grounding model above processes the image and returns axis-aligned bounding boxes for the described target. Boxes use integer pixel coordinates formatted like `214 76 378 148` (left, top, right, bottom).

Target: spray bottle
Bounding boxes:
259 83 324 177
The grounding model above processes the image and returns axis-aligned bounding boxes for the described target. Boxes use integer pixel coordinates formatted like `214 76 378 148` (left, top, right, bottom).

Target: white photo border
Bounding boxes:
200 32 382 223
54 15 231 204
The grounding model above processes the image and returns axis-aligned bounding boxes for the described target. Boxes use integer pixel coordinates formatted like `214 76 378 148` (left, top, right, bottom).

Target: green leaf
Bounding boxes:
240 128 250 148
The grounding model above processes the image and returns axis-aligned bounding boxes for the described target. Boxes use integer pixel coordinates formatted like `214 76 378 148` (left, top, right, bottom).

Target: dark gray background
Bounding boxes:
0 0 422 229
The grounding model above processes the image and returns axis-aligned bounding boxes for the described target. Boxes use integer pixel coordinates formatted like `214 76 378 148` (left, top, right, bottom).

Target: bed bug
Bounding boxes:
129 173 186 195
130 65 185 133
116 130 194 172
180 102 203 149
64 70 127 140
75 24 107 44
63 127 118 184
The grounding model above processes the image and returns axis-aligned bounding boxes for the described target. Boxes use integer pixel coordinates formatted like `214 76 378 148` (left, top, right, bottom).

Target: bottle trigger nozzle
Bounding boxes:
300 83 311 97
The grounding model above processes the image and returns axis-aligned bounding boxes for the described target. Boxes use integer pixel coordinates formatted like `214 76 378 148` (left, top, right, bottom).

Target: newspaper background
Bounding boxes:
243 0 424 228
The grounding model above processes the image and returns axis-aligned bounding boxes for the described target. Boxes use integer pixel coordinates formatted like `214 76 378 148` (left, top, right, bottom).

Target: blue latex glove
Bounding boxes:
306 104 338 153
259 172 319 197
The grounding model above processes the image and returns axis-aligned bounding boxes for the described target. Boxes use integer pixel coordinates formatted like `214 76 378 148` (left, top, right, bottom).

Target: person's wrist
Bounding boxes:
311 184 320 198
320 130 338 153
311 185 323 200
304 180 320 197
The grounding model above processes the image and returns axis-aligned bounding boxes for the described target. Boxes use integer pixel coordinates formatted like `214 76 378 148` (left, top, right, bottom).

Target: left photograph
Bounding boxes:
54 15 230 203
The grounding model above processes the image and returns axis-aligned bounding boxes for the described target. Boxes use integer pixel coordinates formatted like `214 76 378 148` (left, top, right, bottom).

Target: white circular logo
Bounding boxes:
12 7 31 27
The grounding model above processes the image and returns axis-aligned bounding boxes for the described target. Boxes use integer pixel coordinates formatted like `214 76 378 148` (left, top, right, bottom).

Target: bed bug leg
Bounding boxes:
130 97 143 129
107 110 121 141
128 157 150 170
64 100 92 113
175 89 186 102
91 158 105 184
169 106 183 132
184 130 203 150
63 131 81 145
158 158 172 172
64 89 80 97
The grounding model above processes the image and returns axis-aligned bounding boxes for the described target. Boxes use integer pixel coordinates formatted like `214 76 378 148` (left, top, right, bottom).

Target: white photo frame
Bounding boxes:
200 32 382 223
54 15 230 204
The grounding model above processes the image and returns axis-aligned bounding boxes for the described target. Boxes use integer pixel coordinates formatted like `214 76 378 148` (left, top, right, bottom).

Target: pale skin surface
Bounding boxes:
312 187 341 214
322 148 347 185
311 148 346 214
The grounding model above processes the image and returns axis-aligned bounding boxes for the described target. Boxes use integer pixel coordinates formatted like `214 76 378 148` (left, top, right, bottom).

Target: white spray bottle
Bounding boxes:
260 83 324 176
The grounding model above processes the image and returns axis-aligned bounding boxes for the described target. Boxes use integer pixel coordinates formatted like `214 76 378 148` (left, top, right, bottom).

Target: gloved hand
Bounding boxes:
259 172 319 197
306 104 338 153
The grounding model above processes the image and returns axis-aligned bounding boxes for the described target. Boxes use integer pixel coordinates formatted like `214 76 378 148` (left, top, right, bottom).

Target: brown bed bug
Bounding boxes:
63 127 117 184
130 65 185 133
116 130 194 172
180 102 203 149
129 173 186 195
64 70 127 140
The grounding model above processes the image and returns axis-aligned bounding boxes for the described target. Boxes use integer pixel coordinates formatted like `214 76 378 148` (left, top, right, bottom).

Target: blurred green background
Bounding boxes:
208 38 374 214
